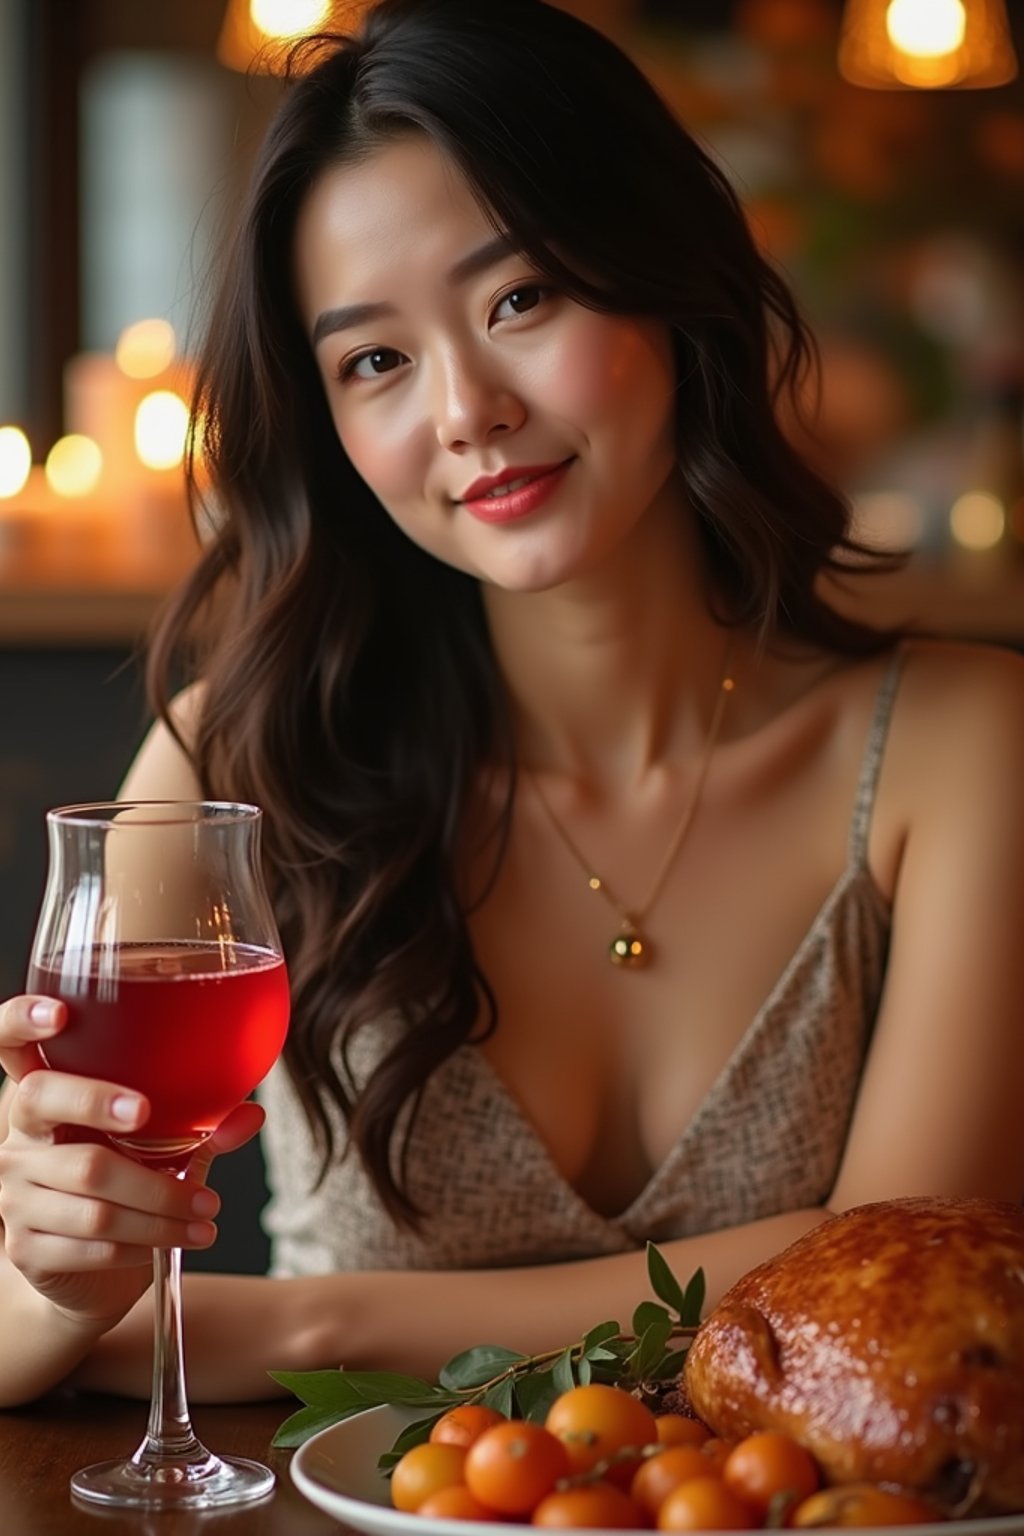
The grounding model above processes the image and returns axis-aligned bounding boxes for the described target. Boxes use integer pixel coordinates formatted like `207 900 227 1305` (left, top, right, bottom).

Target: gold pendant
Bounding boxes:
609 925 648 969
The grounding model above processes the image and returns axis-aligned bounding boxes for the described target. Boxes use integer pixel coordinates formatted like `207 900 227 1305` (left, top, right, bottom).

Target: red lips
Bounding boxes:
458 458 574 524
458 461 570 503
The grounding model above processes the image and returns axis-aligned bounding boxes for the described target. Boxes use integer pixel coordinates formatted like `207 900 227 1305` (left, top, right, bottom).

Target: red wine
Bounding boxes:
29 942 290 1164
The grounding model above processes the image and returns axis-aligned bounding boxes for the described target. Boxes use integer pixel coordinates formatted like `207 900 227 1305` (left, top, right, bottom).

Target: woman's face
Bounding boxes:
293 135 680 591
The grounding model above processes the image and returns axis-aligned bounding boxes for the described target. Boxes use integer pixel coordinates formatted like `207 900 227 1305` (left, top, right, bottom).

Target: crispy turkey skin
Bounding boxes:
684 1198 1024 1515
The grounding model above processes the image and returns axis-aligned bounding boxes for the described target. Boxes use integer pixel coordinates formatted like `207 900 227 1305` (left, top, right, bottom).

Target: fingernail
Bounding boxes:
110 1094 143 1124
190 1188 220 1218
28 1001 60 1031
186 1221 215 1245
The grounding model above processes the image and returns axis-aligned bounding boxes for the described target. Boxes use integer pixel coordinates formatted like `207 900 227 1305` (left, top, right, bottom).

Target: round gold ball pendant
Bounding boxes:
609 928 648 968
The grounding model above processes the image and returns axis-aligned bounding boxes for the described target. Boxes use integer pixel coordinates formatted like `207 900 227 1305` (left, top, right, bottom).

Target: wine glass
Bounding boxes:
26 801 291 1510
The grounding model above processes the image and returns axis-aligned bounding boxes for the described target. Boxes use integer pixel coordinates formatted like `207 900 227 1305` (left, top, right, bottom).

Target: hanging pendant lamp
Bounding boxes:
838 0 1018 89
216 0 373 74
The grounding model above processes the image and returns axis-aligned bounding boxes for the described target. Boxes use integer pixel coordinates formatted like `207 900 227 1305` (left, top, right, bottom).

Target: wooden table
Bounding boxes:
0 1393 344 1534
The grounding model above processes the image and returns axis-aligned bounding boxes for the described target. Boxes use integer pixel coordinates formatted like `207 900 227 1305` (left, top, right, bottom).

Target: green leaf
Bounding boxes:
623 1312 674 1384
651 1347 690 1381
581 1320 621 1355
586 1336 632 1382
439 1345 528 1391
514 1368 560 1423
268 1368 444 1410
551 1346 576 1395
482 1375 516 1418
376 1413 444 1472
632 1300 671 1338
681 1268 706 1328
577 1355 593 1386
272 1402 360 1449
646 1242 686 1315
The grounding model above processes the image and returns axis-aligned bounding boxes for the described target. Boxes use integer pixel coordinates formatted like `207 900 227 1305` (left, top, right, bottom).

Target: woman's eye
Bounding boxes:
493 285 546 321
341 347 404 382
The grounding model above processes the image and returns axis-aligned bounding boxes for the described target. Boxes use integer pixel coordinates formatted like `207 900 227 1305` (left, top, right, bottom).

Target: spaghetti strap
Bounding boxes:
848 649 906 869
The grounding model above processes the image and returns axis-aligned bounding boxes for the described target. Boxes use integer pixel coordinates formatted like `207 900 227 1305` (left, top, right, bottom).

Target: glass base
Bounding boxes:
70 1451 275 1510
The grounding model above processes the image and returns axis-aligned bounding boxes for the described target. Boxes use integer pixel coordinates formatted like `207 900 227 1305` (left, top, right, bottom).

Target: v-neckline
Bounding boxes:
468 861 890 1229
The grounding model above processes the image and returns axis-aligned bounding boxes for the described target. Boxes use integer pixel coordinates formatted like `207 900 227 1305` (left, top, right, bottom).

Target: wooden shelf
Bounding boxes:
0 513 199 645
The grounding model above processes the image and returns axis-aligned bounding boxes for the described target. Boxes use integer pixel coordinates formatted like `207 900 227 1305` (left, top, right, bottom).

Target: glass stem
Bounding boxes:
133 1246 208 1469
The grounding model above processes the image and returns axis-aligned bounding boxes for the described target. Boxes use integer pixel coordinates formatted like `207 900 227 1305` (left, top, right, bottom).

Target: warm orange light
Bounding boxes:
887 0 966 59
116 319 177 380
950 491 1005 550
251 0 331 37
45 435 103 498
0 425 32 498
216 0 374 73
134 392 190 471
839 0 1017 88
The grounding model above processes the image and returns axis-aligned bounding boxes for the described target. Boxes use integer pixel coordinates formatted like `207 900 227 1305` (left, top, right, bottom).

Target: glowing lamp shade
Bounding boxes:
0 425 32 498
216 0 373 73
134 391 190 471
45 435 103 498
116 319 177 380
839 0 1018 88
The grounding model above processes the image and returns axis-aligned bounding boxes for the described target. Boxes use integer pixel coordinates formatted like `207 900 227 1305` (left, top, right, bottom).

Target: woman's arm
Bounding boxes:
72 1205 832 1401
829 641 1024 1210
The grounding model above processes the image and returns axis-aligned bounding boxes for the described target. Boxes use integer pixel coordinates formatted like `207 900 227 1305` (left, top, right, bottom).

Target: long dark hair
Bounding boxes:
150 0 896 1223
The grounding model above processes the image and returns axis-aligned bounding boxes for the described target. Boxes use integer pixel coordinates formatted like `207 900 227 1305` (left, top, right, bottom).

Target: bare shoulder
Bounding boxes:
895 636 1024 757
117 681 207 800
881 638 1024 837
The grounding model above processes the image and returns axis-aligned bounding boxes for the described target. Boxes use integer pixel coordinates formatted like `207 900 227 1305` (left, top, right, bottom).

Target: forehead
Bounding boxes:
293 136 495 307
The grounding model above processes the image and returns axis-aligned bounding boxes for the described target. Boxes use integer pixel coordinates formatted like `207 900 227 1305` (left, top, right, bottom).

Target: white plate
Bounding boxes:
291 1402 1024 1536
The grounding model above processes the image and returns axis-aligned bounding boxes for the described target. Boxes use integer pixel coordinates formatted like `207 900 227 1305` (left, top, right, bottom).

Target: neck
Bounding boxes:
483 489 737 792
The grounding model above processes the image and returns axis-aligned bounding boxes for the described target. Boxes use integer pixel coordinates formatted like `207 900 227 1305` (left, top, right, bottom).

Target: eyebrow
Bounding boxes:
310 233 517 347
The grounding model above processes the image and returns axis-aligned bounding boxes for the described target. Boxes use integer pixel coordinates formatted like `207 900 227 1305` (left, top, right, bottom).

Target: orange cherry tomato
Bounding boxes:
545 1384 658 1480
532 1481 646 1528
657 1475 758 1531
722 1430 820 1519
700 1439 737 1475
791 1484 940 1527
390 1442 468 1513
418 1485 499 1521
655 1415 711 1449
464 1420 570 1516
429 1404 506 1449
631 1445 715 1520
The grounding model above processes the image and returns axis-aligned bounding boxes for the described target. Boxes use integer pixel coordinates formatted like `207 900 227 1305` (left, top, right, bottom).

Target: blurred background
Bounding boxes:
1 0 1022 1267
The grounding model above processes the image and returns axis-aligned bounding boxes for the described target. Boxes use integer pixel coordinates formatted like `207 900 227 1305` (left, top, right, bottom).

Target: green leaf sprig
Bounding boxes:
271 1242 705 1464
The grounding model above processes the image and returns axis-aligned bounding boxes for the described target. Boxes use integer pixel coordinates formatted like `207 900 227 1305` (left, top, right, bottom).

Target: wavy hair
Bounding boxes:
149 0 897 1223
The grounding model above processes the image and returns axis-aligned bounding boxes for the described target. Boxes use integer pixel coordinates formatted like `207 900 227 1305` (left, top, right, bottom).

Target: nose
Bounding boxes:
432 343 526 451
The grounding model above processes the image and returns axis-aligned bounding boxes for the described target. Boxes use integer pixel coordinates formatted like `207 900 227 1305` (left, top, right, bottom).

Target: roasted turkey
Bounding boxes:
683 1197 1024 1515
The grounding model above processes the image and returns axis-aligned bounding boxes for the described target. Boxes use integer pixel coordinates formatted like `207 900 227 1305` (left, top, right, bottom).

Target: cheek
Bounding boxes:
544 321 676 436
332 401 422 509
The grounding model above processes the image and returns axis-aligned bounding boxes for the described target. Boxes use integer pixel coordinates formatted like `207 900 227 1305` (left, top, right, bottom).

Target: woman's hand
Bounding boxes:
0 993 264 1334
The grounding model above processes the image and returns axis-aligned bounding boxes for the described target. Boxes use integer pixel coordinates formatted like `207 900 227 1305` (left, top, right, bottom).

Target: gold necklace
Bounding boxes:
526 639 737 969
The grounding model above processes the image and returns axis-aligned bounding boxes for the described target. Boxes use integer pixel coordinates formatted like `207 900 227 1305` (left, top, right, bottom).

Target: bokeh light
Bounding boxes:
134 391 190 471
0 426 32 498
45 435 103 498
116 319 177 380
949 491 1005 550
250 0 331 39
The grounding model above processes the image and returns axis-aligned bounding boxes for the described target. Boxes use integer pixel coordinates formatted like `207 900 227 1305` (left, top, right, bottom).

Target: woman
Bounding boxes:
0 0 1020 1407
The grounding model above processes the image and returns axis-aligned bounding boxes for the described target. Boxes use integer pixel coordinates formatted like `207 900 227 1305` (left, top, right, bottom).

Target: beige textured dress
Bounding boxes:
258 655 903 1275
